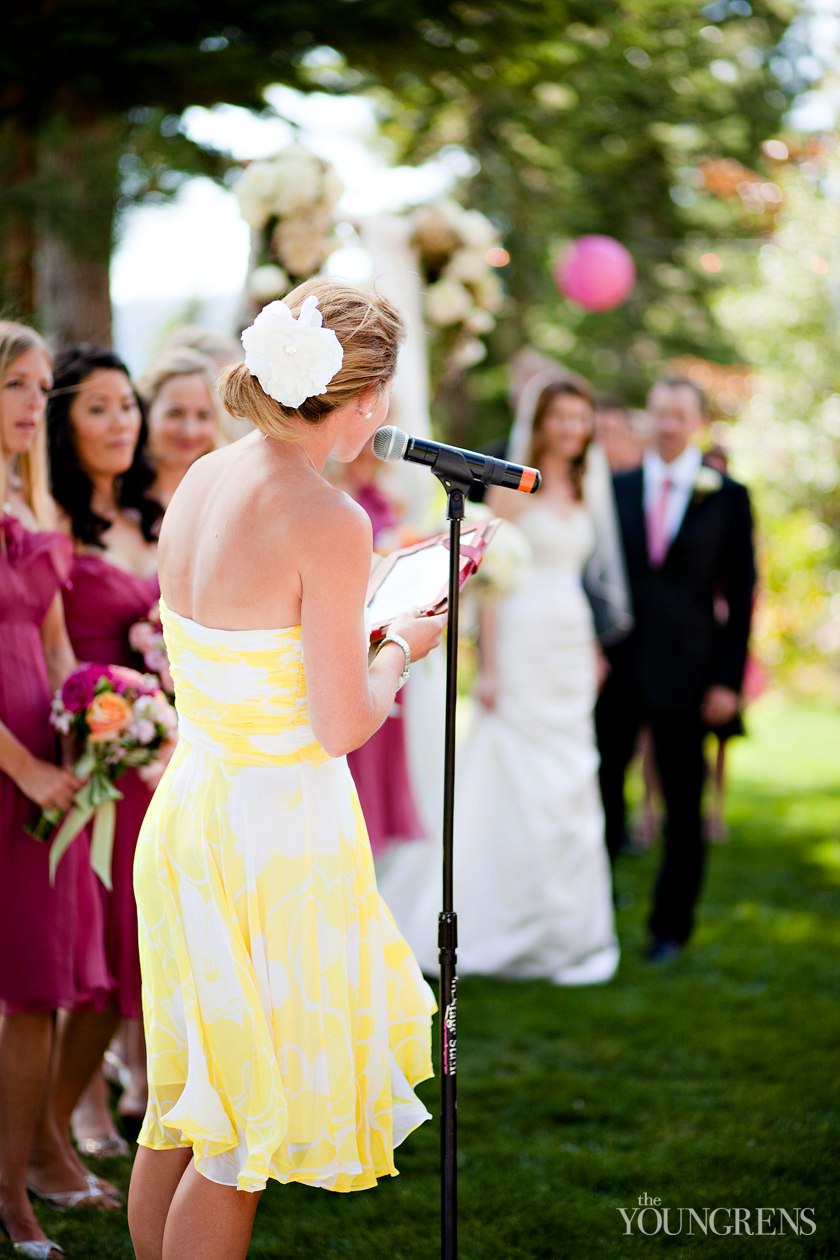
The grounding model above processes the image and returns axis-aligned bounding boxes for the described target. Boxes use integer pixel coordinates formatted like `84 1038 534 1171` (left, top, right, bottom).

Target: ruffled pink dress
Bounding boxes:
0 515 106 1014
63 551 159 1019
346 483 425 855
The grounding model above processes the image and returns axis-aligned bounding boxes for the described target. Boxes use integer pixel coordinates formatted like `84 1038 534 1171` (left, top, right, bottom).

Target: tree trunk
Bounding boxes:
34 111 123 347
0 122 38 321
35 235 113 348
5 216 37 321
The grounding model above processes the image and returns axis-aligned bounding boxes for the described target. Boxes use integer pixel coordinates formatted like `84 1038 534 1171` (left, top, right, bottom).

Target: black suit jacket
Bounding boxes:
606 462 756 711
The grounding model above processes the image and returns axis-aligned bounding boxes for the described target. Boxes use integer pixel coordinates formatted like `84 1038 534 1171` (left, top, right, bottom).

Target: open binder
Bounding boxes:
366 518 500 641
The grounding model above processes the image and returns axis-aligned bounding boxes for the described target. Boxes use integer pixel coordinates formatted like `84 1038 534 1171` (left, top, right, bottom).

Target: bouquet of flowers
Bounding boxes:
129 602 174 698
409 200 505 378
234 145 344 308
29 664 177 888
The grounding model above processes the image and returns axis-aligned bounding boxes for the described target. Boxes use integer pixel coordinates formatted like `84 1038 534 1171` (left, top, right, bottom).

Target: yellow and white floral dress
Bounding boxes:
134 601 436 1192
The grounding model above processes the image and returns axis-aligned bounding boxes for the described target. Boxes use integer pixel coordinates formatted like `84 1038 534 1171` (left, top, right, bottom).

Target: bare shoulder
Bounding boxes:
169 446 229 504
158 447 233 537
296 482 372 567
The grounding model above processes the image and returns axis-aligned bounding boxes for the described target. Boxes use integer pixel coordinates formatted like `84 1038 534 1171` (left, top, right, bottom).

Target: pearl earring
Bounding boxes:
365 410 373 419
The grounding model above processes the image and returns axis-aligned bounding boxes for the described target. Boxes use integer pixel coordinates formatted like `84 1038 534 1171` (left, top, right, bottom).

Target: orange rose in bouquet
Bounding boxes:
87 692 133 742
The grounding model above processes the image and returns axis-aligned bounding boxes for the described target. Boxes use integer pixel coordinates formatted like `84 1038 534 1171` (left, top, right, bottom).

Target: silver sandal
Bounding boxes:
1 1220 64 1258
26 1182 114 1211
73 1133 130 1160
12 1243 65 1259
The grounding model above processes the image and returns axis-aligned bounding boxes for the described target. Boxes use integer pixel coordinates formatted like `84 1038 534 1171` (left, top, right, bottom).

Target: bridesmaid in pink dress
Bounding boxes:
46 347 162 1162
0 323 116 1259
62 559 160 1011
137 345 221 510
338 443 425 856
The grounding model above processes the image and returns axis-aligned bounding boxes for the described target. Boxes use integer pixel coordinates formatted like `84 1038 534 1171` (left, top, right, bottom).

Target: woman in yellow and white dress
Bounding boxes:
128 280 445 1260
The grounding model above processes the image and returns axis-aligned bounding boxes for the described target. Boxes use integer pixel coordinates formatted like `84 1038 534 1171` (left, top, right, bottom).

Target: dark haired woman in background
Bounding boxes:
395 378 622 985
47 347 162 1162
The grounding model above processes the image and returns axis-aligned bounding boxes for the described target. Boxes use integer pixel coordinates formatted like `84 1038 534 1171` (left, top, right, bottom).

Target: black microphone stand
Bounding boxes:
427 446 479 1260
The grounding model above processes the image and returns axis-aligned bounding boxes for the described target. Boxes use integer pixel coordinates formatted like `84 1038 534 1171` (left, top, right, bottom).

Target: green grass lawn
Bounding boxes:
7 695 838 1259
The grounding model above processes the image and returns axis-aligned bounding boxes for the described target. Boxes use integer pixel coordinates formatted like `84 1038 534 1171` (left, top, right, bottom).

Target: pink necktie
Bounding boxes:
647 477 673 567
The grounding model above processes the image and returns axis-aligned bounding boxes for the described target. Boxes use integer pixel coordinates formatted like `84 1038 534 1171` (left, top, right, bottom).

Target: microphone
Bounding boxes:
373 426 541 494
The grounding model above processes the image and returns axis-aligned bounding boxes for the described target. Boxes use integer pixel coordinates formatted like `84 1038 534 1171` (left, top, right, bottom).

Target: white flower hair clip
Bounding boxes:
241 294 344 408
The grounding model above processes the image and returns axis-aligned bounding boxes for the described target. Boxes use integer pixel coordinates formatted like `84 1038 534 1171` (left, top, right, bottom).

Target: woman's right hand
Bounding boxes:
389 609 447 664
16 755 80 812
475 670 499 711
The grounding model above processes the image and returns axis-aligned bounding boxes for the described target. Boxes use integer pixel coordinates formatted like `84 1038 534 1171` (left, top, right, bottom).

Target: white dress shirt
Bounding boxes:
643 445 703 554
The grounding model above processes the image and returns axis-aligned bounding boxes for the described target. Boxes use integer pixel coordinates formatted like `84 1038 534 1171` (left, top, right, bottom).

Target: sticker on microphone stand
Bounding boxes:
443 978 458 1076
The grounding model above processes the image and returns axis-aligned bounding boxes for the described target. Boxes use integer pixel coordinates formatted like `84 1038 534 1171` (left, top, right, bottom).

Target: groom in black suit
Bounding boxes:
595 376 756 961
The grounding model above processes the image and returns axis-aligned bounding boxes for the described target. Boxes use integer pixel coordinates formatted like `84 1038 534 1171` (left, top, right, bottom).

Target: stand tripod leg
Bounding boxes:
439 488 464 1260
439 910 457 1260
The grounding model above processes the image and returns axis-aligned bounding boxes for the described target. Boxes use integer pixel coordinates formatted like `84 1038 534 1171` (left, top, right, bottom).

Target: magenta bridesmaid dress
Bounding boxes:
0 515 106 1014
62 551 159 1019
346 482 425 856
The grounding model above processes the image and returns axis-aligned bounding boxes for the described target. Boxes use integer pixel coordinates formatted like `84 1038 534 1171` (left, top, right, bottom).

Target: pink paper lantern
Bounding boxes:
554 235 636 311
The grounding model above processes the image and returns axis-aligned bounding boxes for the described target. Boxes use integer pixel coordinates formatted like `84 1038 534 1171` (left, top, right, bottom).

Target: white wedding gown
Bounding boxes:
378 503 619 985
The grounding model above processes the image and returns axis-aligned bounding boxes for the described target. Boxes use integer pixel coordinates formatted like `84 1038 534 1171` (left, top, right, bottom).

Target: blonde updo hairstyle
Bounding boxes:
221 278 404 441
0 320 53 526
136 346 223 449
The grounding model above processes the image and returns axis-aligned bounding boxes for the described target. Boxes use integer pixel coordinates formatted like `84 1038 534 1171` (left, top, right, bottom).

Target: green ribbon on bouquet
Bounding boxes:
46 771 124 891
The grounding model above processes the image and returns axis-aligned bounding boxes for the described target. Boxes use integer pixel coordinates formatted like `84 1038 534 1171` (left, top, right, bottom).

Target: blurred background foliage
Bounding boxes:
714 141 840 687
0 0 803 357
0 0 837 684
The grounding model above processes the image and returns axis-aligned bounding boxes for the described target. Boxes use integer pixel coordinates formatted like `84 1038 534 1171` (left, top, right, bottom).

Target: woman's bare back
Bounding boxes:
159 432 361 631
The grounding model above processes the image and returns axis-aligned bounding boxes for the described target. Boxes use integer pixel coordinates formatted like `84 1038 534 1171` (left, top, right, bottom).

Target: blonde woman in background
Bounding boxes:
161 325 248 442
163 325 241 373
138 347 222 508
0 323 119 1259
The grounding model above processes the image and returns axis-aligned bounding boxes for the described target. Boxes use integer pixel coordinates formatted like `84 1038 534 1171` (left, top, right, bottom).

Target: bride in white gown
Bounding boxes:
379 375 631 984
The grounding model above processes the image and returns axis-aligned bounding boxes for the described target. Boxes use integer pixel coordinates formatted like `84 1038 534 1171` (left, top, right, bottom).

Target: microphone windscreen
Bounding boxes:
372 425 408 462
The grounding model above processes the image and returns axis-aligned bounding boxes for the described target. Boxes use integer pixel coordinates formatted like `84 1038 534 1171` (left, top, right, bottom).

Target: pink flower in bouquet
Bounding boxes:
129 621 156 655
152 690 178 736
137 760 166 790
61 664 111 713
147 649 174 696
129 717 158 746
137 724 176 790
87 691 133 743
129 605 174 697
108 664 158 696
137 747 173 790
